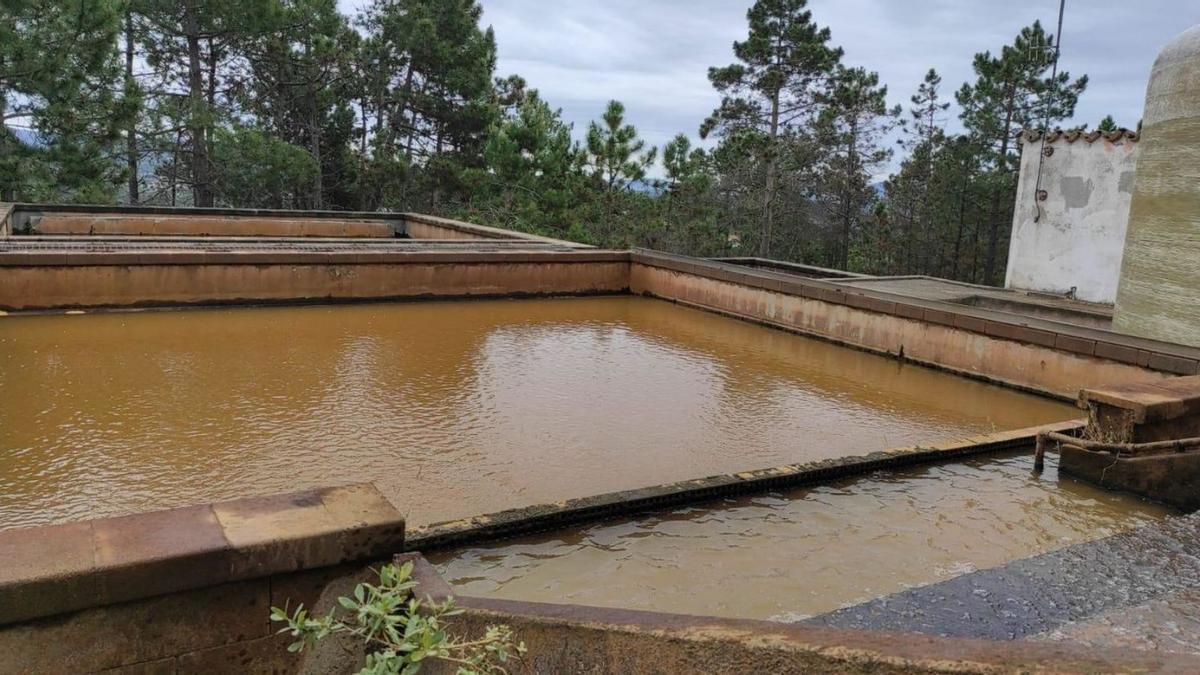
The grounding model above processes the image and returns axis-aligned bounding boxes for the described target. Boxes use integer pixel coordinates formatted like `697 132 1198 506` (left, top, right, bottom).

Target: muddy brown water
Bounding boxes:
0 296 1074 531
431 454 1173 621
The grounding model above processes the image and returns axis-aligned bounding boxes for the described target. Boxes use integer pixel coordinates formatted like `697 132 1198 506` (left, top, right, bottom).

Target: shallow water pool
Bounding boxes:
0 296 1073 530
431 453 1172 621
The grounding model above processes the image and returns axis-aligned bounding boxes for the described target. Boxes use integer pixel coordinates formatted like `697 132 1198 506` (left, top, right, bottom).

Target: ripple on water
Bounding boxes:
0 297 1075 530
429 454 1173 621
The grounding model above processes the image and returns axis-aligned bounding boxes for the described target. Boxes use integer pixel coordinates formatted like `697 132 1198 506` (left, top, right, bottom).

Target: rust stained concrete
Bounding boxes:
0 483 403 626
0 259 631 310
401 212 591 248
631 263 1167 400
27 214 397 238
1059 444 1200 512
406 219 500 241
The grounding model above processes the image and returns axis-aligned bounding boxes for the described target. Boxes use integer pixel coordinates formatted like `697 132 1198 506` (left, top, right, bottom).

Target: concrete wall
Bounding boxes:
13 206 403 238
1113 25 1200 348
0 251 630 310
25 214 398 238
5 204 588 246
631 253 1183 400
1005 130 1139 304
0 484 404 674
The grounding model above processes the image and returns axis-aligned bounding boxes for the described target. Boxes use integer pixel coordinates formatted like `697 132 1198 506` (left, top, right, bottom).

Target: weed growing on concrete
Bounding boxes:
271 560 526 674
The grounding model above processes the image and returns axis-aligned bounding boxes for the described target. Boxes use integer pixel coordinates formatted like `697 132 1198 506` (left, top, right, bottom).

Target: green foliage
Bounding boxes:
271 561 525 675
701 0 841 144
209 126 318 208
815 66 900 269
701 0 842 257
585 100 656 246
241 0 359 209
476 91 584 235
1 0 135 202
356 0 499 211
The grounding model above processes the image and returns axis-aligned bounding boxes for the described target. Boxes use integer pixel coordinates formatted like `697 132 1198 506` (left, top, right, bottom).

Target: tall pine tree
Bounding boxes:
956 21 1087 284
701 0 842 257
585 100 656 247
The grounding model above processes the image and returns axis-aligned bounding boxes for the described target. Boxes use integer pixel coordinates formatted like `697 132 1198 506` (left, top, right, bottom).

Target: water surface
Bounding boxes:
431 454 1172 621
0 297 1073 530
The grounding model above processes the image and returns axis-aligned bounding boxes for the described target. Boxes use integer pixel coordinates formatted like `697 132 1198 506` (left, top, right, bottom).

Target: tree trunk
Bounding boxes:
311 120 323 209
952 173 967 280
839 120 860 270
760 90 780 258
0 84 12 201
305 40 323 209
183 4 212 207
983 93 1015 285
125 10 139 205
0 54 14 201
170 130 181 206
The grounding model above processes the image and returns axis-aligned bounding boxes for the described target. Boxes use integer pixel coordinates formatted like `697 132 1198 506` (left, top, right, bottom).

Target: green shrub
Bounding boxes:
271 561 525 675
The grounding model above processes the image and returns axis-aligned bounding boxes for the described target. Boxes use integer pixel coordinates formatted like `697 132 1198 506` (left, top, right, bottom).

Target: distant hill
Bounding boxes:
629 178 664 196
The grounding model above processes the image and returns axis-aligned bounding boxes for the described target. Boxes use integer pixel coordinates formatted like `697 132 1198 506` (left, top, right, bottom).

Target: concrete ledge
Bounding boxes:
0 255 631 310
0 483 404 626
631 251 1199 394
11 202 402 221
396 553 1200 674
23 213 398 238
406 421 1083 551
715 256 871 279
401 212 590 248
636 250 1200 376
0 248 629 267
1080 374 1200 424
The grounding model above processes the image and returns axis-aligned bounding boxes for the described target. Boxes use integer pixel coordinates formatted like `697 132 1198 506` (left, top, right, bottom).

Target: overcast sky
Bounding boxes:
340 0 1198 175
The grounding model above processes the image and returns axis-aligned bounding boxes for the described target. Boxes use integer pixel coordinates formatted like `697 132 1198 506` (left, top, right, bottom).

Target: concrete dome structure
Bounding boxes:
1113 25 1200 347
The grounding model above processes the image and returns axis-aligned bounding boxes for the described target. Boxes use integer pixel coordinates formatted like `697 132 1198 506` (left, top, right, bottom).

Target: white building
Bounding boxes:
1004 129 1140 305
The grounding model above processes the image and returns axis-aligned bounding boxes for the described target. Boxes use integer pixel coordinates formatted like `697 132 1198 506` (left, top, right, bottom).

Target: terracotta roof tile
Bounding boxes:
1019 128 1139 144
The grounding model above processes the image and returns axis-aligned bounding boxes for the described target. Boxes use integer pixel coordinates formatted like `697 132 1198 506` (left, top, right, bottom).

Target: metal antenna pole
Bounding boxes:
1033 0 1066 224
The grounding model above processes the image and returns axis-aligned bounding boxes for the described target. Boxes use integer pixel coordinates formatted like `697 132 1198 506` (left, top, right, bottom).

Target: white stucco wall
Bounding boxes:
1004 132 1139 305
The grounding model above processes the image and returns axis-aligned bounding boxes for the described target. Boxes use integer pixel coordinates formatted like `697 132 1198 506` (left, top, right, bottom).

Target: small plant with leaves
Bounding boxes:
271 561 525 675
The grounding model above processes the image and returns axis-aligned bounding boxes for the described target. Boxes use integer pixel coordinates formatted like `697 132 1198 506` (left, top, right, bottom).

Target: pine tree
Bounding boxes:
661 133 717 253
1 0 136 202
135 0 280 206
701 0 842 257
816 66 899 270
891 68 949 273
241 0 358 209
585 100 656 247
956 21 1087 284
480 91 584 235
356 0 498 211
209 126 317 207
1098 114 1119 133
